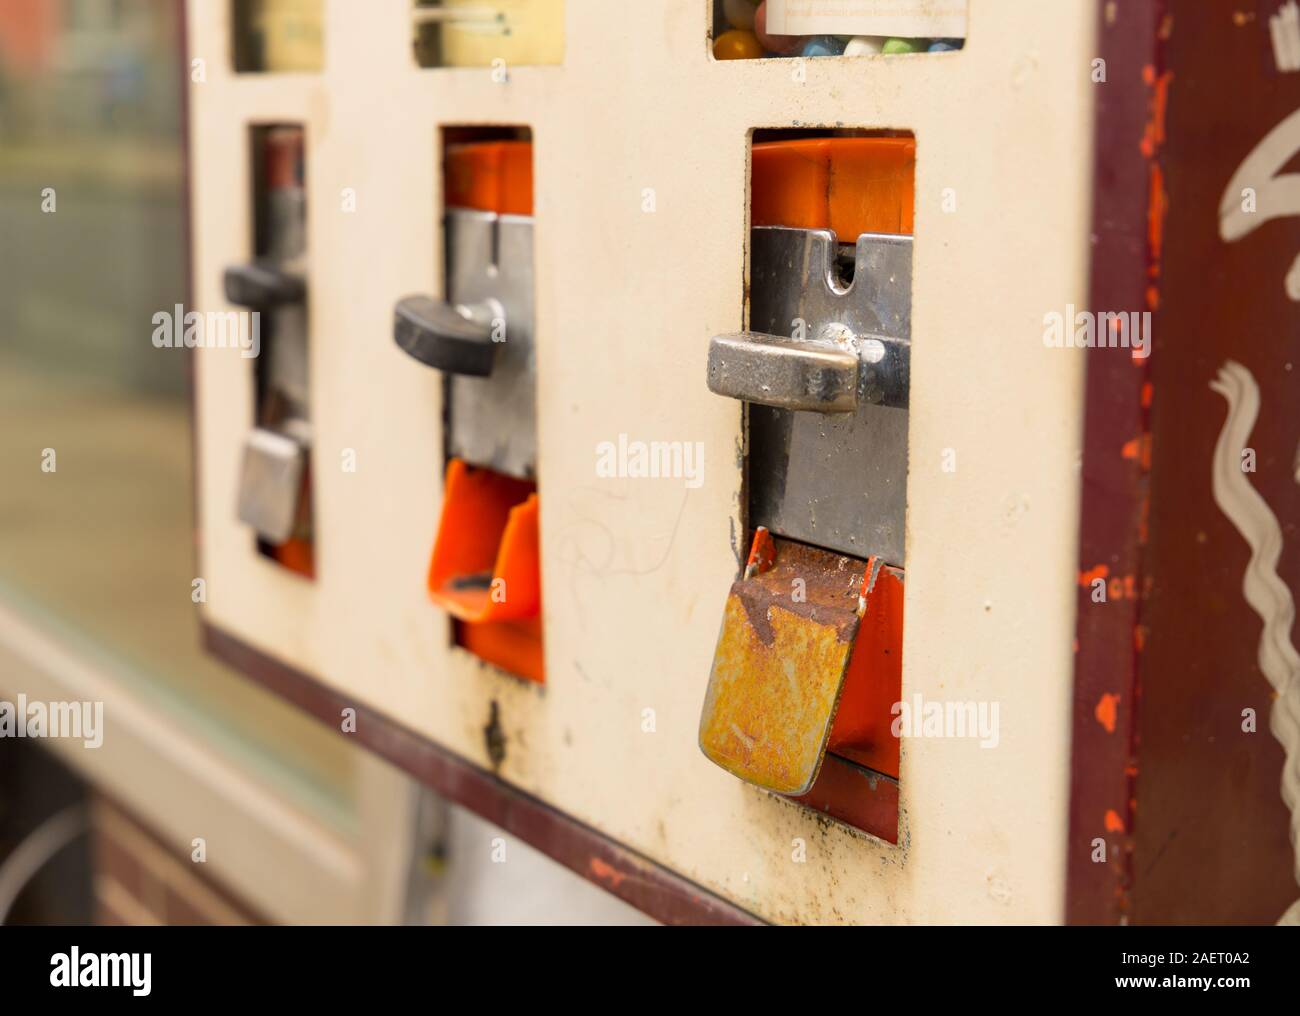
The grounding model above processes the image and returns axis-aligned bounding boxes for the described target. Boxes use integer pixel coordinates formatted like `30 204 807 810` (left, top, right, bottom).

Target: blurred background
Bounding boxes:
0 0 650 926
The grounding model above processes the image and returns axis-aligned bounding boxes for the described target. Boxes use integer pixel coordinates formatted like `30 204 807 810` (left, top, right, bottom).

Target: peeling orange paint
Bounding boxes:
1141 64 1172 284
1095 693 1121 733
1121 435 1151 469
1079 571 1147 600
1147 162 1167 266
1104 809 1126 834
1121 433 1152 470
1140 69 1173 159
589 857 627 889
1079 563 1110 586
1104 573 1142 601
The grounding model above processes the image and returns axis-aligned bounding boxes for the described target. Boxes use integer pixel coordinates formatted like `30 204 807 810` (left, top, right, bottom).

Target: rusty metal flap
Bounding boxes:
699 533 867 796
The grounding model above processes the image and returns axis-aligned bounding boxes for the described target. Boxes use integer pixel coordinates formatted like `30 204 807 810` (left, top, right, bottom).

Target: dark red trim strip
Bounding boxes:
203 624 760 926
1065 0 1165 924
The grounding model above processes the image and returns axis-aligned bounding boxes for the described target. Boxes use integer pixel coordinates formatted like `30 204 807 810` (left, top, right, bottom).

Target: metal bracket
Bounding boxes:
394 208 537 480
713 226 913 564
707 227 910 412
237 426 306 544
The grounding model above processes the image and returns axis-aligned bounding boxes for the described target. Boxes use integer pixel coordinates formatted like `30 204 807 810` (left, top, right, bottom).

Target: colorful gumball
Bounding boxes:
714 29 764 61
844 36 885 56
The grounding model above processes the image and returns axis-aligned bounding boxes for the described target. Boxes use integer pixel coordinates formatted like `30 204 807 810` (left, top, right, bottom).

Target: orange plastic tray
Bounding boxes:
827 560 903 779
444 140 534 216
428 458 544 683
752 136 915 239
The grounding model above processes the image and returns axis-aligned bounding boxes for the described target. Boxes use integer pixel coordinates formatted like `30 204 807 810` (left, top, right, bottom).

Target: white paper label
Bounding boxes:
766 0 968 39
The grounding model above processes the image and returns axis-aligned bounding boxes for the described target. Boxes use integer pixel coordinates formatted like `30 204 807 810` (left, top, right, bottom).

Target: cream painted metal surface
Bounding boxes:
189 0 1094 924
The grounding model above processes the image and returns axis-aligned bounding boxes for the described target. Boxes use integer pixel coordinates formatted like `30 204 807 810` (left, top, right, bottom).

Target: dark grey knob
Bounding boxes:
393 295 501 377
224 262 305 308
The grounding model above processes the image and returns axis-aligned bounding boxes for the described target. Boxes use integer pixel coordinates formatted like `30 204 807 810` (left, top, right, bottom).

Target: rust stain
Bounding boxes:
1095 693 1121 733
700 534 876 796
1105 809 1126 834
702 588 856 795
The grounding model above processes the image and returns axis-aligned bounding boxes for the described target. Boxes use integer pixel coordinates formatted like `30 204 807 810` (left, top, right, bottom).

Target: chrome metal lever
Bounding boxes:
708 327 909 413
707 331 860 413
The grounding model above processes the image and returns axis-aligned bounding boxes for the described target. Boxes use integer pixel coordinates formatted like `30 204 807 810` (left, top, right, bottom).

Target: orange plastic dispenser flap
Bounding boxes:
271 465 314 578
826 559 904 779
428 459 544 683
457 617 544 685
444 140 534 216
428 459 540 623
751 137 915 238
273 538 315 579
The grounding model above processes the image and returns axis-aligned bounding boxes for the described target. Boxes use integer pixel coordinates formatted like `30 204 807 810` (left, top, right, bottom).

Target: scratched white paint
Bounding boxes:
1220 105 1300 300
1272 1 1300 73
1209 360 1300 925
